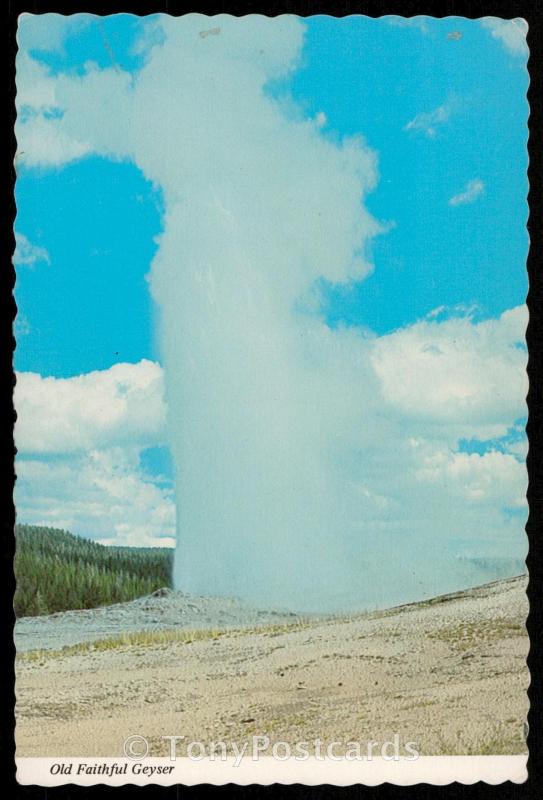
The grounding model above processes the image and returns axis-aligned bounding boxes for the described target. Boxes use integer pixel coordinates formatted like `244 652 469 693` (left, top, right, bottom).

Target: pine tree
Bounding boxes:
14 525 174 617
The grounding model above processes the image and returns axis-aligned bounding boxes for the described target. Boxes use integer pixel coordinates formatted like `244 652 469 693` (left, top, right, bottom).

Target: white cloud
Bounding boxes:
385 16 430 34
426 302 479 320
415 449 526 509
15 53 57 110
480 18 529 56
15 358 174 547
15 53 128 168
404 103 452 137
16 447 175 548
16 114 91 169
13 232 50 267
15 314 31 337
449 178 485 206
315 111 327 128
14 54 91 169
505 435 528 460
371 305 527 436
17 12 92 54
15 360 166 454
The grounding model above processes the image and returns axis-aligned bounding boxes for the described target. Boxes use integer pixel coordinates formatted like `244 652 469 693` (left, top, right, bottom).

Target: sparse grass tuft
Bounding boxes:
427 619 526 651
256 619 313 636
432 720 527 755
17 628 228 662
17 618 313 663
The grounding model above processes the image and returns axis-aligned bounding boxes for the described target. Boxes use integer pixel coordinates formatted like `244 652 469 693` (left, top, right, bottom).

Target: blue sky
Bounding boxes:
14 15 529 605
15 14 528 376
15 157 162 374
288 17 528 332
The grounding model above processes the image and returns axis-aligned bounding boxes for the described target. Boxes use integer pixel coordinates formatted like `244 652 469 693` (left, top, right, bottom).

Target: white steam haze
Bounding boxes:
16 15 528 610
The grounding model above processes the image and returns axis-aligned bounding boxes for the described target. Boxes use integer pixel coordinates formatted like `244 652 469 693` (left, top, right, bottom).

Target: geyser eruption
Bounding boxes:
16 15 527 611
146 16 387 610
140 17 525 611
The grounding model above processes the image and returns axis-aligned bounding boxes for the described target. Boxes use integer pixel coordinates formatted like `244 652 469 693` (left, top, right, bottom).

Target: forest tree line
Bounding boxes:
14 525 174 617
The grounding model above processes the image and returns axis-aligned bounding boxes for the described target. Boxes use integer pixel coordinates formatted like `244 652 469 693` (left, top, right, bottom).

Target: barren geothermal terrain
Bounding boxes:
15 576 529 757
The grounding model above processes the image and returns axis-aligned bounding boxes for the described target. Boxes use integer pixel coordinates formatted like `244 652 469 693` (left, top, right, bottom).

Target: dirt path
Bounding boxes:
15 576 529 756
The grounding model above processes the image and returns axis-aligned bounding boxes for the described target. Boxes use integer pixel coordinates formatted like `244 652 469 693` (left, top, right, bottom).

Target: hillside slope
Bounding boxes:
15 575 528 757
15 525 173 616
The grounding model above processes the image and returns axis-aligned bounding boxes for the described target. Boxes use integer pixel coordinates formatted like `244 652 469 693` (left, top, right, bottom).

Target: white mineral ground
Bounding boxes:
15 575 529 756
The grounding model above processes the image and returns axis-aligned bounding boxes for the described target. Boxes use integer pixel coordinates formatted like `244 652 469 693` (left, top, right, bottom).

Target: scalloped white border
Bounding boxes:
16 756 528 786
13 14 531 788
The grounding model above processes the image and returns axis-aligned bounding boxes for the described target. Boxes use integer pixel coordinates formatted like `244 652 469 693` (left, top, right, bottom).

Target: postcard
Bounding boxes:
13 13 529 786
